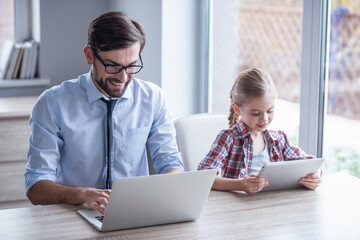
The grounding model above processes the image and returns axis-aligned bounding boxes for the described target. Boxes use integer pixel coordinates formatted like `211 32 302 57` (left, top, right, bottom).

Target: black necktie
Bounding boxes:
101 98 117 189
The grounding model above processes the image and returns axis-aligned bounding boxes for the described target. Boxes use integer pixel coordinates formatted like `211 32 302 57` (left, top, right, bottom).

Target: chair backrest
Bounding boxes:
175 113 229 171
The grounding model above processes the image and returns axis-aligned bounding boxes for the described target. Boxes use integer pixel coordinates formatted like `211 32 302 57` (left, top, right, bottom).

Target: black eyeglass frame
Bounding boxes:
91 47 143 74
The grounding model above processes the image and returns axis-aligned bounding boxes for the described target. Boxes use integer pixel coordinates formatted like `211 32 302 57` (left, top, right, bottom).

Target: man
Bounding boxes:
25 11 184 214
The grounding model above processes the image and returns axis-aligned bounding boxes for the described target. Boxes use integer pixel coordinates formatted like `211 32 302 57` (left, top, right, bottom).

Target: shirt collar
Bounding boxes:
85 70 134 103
234 120 251 138
121 80 134 99
85 71 103 103
263 130 276 145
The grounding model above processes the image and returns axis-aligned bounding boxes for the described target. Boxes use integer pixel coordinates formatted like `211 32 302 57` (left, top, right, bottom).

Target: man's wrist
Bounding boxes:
62 186 86 205
165 168 183 174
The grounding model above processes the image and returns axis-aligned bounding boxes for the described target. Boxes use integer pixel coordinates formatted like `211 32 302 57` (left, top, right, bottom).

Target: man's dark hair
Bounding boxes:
88 11 146 53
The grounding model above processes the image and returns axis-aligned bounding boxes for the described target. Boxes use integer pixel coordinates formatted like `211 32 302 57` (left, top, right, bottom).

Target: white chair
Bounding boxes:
175 113 229 171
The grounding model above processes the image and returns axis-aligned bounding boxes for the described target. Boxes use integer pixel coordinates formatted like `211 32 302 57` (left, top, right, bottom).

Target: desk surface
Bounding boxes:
1 173 360 240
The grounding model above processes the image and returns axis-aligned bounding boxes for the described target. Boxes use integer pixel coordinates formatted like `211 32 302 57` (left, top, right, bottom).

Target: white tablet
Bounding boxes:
257 158 325 191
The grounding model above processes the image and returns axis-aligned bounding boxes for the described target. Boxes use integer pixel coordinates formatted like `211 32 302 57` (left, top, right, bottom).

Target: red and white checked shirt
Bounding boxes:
197 121 313 179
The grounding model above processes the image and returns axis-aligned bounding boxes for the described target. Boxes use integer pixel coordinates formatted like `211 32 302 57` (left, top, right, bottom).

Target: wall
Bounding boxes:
109 0 204 119
211 0 238 113
161 0 202 119
0 0 107 97
39 0 107 86
108 0 162 87
0 0 204 119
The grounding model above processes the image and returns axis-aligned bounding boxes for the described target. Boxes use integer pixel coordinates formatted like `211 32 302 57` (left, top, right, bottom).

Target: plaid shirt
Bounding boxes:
198 121 313 179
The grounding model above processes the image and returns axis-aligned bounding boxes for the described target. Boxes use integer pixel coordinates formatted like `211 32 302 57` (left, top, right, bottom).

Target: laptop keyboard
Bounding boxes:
95 216 104 222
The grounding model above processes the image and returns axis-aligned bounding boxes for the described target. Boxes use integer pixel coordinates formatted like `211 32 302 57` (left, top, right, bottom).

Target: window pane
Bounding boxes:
0 0 14 51
211 0 303 145
324 1 360 177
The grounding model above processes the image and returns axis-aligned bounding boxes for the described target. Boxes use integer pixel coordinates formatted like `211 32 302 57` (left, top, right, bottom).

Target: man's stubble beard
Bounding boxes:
92 69 132 98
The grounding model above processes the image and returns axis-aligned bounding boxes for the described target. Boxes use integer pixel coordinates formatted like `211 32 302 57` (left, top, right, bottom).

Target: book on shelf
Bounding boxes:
12 45 25 79
0 40 15 79
19 42 33 79
27 41 39 79
0 40 39 80
5 43 22 79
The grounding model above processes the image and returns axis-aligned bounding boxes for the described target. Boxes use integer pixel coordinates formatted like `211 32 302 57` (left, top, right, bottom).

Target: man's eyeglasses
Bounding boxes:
91 48 143 74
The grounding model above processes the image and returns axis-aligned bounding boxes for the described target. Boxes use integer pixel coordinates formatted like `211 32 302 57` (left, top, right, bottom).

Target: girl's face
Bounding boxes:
233 92 275 135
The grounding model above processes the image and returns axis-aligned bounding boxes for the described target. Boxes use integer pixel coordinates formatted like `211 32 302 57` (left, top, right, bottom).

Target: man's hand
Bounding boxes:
27 180 111 214
81 188 111 214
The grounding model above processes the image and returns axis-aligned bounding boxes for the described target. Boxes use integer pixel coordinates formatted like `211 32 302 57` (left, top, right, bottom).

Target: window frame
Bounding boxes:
199 0 213 113
14 0 40 42
299 0 329 157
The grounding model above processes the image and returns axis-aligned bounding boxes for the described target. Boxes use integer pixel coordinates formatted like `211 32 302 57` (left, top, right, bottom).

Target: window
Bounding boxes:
209 0 360 178
323 0 360 177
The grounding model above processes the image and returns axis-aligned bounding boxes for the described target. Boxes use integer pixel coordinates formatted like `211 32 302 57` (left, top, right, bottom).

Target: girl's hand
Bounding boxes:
299 170 322 190
242 174 269 194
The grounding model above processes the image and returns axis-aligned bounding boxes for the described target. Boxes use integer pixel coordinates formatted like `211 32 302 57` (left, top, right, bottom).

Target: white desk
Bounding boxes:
0 173 359 239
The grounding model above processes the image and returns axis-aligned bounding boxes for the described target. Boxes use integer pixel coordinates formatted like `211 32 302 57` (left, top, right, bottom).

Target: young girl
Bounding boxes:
198 68 321 193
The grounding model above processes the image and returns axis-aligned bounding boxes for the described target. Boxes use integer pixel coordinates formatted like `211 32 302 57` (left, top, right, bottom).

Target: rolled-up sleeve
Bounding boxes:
25 92 63 195
147 88 184 174
278 131 314 160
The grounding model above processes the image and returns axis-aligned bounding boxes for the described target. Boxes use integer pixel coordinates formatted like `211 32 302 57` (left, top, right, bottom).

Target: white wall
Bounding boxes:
161 0 202 119
211 0 238 113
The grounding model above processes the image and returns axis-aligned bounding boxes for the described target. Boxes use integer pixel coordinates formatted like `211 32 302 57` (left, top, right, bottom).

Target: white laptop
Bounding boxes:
257 158 325 191
78 169 217 232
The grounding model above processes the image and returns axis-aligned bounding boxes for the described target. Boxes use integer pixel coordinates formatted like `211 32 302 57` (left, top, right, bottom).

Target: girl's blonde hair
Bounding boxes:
228 67 278 128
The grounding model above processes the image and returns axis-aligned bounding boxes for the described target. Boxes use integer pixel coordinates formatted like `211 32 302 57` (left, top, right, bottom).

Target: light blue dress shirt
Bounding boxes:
25 71 184 194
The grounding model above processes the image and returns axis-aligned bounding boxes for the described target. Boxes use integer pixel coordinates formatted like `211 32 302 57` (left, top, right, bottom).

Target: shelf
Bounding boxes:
0 96 38 118
0 78 50 88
